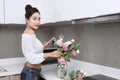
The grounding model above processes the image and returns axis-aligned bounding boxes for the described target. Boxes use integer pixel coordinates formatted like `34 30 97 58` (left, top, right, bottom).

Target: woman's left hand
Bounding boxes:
43 41 52 49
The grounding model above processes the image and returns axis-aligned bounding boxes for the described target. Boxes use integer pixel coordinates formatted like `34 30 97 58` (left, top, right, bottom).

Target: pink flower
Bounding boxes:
56 39 63 47
71 50 77 56
74 74 82 80
58 57 66 64
62 44 68 51
77 74 83 80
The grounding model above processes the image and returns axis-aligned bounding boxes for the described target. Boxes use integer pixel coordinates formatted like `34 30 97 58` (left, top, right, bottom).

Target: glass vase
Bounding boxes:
57 63 68 79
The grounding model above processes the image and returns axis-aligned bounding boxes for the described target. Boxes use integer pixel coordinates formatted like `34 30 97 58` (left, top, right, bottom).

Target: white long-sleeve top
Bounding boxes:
22 33 45 64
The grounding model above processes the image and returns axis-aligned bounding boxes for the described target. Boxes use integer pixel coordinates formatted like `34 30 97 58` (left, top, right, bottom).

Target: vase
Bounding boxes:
57 63 68 79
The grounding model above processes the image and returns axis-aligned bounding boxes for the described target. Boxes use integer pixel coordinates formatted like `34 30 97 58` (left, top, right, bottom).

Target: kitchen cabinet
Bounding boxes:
0 76 9 80
0 74 20 80
4 0 39 24
9 74 20 80
0 0 4 24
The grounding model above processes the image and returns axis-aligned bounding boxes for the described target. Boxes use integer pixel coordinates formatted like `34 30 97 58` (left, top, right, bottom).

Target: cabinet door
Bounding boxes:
10 74 20 80
5 0 39 24
0 0 4 24
0 76 9 80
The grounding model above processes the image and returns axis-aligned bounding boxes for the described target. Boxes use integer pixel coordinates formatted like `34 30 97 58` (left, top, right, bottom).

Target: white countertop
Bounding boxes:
0 57 120 80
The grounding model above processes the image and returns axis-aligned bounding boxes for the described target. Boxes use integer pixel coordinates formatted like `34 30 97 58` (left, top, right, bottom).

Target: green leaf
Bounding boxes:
70 52 74 58
69 71 75 79
69 44 75 50
76 70 80 74
69 70 79 79
59 34 64 39
58 47 64 52
75 44 80 50
63 52 67 55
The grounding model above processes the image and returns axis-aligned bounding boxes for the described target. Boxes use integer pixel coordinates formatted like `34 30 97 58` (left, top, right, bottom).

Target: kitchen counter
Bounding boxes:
0 57 120 80
0 63 60 80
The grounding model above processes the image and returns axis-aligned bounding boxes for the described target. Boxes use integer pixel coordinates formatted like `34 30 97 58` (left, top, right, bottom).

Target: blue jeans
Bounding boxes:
20 64 46 80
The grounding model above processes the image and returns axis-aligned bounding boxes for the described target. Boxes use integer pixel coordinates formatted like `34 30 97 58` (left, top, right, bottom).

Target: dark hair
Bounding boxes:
25 4 40 19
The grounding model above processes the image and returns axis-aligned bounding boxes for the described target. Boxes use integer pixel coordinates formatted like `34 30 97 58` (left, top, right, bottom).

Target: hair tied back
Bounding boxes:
25 4 32 12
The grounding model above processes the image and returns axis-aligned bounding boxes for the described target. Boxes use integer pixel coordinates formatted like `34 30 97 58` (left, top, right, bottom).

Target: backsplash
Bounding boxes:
0 22 120 69
0 24 52 59
51 22 120 69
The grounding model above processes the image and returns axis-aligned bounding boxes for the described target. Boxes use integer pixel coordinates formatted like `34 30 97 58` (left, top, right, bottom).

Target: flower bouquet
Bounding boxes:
56 35 80 79
56 35 80 64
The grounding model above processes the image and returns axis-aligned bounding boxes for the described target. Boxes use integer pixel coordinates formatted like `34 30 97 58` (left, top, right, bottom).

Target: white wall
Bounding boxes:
37 0 120 24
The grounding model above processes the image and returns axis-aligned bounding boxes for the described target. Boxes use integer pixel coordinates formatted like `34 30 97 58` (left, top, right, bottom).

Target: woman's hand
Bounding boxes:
50 50 62 58
43 50 62 59
43 41 51 49
43 37 55 49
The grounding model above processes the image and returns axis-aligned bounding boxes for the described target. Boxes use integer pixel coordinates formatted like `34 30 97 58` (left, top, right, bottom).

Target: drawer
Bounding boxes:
9 74 20 80
0 76 9 80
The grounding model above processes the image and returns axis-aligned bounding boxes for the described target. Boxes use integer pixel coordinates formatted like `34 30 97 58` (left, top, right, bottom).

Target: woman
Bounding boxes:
20 4 62 80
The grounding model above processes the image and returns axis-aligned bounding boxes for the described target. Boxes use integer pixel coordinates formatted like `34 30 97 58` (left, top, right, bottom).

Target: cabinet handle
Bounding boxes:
12 74 20 76
0 76 9 78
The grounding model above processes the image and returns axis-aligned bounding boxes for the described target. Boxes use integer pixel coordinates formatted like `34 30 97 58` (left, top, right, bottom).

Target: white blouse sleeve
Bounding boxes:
22 35 45 64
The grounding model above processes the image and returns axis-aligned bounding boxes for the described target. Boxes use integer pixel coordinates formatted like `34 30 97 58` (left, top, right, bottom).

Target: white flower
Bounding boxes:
64 41 72 47
80 70 84 73
60 37 63 41
71 39 75 42
76 50 80 54
83 72 87 76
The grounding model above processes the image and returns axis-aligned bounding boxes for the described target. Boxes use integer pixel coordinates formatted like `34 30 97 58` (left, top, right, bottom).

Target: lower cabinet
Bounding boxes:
0 74 20 80
0 76 9 80
9 74 20 80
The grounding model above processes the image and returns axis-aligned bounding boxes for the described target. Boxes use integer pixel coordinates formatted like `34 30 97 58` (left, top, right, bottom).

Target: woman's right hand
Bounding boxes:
43 50 62 59
50 50 62 58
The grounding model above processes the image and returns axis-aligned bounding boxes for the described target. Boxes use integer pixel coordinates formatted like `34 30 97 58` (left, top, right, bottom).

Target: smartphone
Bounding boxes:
49 37 56 43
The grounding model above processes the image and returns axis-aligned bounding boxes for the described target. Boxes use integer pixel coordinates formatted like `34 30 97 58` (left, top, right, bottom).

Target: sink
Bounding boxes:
0 66 7 72
83 74 118 80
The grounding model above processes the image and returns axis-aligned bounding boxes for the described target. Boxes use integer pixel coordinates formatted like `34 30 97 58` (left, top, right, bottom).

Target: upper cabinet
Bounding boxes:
0 0 4 24
37 0 120 24
1 0 120 24
4 0 39 24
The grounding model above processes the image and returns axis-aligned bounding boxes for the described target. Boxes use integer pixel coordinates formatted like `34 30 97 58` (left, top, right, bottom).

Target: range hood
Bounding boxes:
41 13 120 26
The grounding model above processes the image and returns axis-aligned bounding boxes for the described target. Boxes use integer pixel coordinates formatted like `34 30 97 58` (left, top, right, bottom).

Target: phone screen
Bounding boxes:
49 37 56 43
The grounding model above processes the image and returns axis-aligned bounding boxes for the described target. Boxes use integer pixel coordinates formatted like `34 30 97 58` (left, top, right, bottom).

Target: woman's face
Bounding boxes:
26 12 40 30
